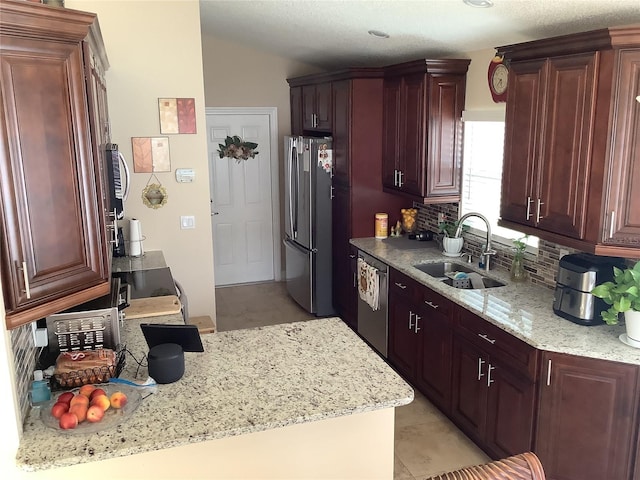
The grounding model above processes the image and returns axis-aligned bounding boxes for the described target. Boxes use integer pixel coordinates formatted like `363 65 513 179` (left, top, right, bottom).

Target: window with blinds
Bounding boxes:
461 120 538 249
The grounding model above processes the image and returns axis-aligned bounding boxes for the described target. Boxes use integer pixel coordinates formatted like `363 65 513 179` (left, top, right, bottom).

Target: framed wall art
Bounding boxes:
158 98 196 134
131 136 171 173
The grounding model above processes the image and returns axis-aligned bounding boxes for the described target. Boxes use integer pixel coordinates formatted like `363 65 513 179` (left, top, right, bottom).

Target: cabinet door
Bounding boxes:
388 290 420 382
424 74 464 199
382 77 401 189
301 85 316 130
451 335 488 445
536 352 638 480
416 298 453 414
290 86 303 136
536 53 597 239
314 82 332 131
485 361 536 459
397 73 425 197
0 36 109 327
602 49 640 246
331 80 350 185
501 59 546 227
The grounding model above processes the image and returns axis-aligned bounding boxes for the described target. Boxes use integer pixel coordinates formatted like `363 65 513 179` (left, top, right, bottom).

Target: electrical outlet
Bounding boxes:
438 212 446 223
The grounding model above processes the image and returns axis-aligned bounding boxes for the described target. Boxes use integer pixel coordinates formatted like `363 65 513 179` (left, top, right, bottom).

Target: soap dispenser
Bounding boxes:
29 370 51 406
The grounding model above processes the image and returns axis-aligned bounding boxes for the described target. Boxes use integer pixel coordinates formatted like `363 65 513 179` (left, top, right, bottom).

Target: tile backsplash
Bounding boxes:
11 322 43 427
416 203 581 290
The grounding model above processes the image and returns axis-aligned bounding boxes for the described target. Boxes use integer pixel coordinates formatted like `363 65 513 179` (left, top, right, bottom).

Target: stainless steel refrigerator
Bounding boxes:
283 135 334 316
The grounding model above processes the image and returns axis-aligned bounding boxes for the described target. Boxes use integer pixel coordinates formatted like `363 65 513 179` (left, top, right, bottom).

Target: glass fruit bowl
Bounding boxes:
40 383 141 434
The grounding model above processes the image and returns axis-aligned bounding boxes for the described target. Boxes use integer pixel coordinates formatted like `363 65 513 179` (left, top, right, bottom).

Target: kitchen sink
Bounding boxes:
413 262 475 278
413 262 506 289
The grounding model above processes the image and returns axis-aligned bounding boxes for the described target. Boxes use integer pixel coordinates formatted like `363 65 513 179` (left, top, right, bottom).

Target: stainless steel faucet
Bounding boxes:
454 212 497 272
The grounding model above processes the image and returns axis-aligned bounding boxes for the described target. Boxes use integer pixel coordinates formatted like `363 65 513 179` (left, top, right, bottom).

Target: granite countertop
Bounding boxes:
16 316 413 472
352 237 640 366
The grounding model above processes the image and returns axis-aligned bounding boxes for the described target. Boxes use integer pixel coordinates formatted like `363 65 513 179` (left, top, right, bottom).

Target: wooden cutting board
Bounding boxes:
188 315 215 334
125 295 182 319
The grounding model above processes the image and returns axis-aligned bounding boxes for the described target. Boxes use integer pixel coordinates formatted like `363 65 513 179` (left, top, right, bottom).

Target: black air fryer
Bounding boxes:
552 253 627 325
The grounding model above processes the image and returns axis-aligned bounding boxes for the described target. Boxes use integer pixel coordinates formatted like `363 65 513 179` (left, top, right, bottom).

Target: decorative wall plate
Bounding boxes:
142 183 168 209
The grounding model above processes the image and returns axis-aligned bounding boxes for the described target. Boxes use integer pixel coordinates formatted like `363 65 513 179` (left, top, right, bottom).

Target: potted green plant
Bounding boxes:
438 220 469 256
591 260 640 344
510 235 528 282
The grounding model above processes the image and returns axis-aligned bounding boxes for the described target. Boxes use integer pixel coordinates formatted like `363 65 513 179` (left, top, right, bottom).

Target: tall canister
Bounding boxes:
375 213 388 239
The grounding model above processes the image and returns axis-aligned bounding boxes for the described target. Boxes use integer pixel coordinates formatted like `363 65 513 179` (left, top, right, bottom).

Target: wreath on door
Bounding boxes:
217 135 259 163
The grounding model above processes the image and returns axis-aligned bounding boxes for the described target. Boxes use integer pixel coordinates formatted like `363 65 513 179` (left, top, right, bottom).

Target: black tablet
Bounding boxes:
140 323 204 352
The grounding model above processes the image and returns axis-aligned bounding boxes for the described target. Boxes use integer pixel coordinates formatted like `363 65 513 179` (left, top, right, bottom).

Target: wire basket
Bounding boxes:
51 345 126 391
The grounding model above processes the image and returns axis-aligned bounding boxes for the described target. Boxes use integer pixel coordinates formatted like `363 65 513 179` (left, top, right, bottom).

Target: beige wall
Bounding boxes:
463 48 507 119
67 0 215 322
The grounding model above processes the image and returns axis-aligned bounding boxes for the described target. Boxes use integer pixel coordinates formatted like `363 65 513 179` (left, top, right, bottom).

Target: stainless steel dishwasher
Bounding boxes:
357 251 389 358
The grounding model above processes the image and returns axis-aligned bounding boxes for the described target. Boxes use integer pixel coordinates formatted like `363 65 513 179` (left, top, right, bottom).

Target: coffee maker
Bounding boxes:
553 253 627 326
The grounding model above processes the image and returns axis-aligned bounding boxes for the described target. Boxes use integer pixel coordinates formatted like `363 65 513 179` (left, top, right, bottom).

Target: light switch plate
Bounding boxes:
180 215 195 229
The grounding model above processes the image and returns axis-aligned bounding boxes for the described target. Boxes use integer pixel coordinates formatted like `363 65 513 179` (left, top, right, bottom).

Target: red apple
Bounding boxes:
57 392 74 405
86 405 105 423
50 402 69 419
89 388 107 401
59 412 78 429
109 391 128 409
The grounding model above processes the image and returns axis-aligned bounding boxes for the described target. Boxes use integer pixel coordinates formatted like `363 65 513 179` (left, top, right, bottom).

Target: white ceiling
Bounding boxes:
199 0 640 69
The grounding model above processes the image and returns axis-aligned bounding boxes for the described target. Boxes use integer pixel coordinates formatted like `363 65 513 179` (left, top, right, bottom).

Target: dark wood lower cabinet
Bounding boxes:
535 352 639 480
380 266 640 478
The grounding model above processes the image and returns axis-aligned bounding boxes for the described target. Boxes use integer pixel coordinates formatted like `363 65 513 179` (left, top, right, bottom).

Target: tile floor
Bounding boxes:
215 281 490 479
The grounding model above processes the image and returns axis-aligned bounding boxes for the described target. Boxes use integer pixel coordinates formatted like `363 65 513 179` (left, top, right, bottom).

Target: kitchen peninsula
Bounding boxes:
14 316 412 478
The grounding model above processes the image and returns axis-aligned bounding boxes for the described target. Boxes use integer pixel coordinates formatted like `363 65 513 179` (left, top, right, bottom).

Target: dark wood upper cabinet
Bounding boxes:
535 352 639 480
289 86 303 136
381 59 469 204
302 82 332 132
498 26 640 258
0 0 111 328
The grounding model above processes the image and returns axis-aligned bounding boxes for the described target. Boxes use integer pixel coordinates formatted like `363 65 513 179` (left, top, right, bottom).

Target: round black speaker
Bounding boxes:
147 343 184 384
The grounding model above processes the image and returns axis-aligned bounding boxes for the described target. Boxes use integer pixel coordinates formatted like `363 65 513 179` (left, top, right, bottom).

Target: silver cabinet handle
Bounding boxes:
478 333 496 344
536 198 544 222
393 169 398 187
414 315 421 333
424 300 439 309
394 282 407 289
18 261 31 299
408 311 415 331
526 196 533 220
477 358 485 380
397 170 404 188
353 272 357 288
349 254 356 259
546 359 552 386
609 211 616 239
487 364 495 387
330 186 335 199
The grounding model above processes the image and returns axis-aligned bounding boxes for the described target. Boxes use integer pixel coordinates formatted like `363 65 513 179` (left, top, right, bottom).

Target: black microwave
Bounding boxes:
105 143 129 220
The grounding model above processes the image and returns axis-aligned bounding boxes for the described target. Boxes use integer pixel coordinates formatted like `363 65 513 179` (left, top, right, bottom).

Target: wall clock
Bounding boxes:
488 55 508 103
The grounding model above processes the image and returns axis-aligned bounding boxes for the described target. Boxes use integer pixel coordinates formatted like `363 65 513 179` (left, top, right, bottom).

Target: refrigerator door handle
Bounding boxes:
288 139 297 239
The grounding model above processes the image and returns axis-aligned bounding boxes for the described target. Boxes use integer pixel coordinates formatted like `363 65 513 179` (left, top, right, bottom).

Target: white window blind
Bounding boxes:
461 120 538 248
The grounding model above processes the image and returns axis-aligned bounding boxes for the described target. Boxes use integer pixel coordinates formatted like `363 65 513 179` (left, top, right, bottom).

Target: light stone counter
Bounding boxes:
351 237 640 366
16 316 413 472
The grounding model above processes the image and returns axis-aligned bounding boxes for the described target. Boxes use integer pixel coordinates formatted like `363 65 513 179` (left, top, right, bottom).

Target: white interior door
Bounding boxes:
207 112 274 286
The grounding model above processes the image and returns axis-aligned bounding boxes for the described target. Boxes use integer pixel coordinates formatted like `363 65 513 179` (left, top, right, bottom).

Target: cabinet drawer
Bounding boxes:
389 269 421 299
457 309 538 380
418 285 453 317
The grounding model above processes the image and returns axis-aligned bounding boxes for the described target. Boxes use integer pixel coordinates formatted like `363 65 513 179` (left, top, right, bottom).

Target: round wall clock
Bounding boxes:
488 55 508 103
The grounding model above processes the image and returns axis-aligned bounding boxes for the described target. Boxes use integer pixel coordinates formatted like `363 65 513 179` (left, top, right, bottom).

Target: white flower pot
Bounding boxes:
624 310 640 344
442 236 464 256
